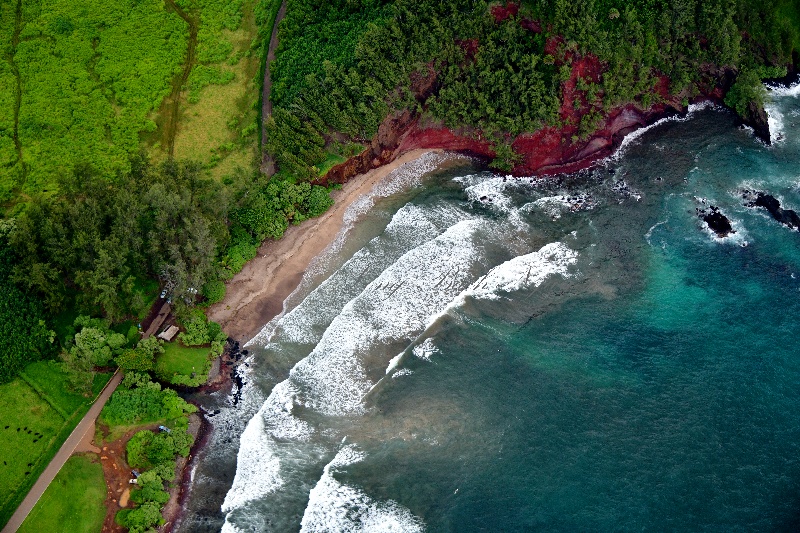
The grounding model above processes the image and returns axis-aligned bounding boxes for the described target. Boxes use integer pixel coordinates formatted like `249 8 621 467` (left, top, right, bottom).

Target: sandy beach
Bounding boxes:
207 148 441 343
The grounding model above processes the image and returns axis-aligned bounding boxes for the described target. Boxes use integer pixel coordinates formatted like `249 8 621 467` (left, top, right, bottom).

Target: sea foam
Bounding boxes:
222 218 494 524
609 101 720 162
461 242 578 300
220 414 284 513
300 445 425 533
290 218 491 416
246 152 466 347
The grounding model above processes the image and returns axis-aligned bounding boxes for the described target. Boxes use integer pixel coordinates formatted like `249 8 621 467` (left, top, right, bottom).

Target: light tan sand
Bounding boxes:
207 149 440 342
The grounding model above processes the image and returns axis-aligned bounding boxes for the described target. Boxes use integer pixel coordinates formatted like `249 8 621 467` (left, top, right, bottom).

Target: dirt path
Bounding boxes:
260 1 286 173
208 149 439 343
97 424 158 533
8 0 25 185
1 371 123 533
160 0 198 156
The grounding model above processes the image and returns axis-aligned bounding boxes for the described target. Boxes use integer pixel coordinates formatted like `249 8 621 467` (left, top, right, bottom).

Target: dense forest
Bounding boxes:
266 0 799 173
0 0 798 383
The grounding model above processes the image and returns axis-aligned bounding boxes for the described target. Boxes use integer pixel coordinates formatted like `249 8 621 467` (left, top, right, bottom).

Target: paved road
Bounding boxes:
1 370 123 533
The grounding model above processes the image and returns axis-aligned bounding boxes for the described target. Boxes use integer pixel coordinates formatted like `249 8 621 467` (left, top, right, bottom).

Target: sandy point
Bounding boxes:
207 149 442 343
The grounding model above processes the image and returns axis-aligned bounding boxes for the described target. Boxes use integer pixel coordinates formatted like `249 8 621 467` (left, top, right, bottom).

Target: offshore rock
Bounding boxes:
743 100 771 145
697 205 735 238
745 190 800 231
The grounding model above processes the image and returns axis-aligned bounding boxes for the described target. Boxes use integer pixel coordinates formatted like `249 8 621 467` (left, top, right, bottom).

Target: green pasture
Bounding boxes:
18 454 106 533
0 0 259 208
0 362 110 528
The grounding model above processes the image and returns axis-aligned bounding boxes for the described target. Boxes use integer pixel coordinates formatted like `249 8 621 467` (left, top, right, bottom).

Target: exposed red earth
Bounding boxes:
316 3 740 188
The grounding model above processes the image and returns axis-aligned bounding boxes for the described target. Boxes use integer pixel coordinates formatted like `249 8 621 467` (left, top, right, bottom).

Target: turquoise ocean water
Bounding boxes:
182 85 800 532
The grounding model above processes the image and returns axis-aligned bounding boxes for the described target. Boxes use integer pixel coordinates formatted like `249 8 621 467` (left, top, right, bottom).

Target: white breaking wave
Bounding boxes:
222 218 492 521
345 152 467 230
220 380 314 514
455 173 515 213
766 78 800 98
766 105 785 144
523 194 596 219
247 152 466 347
221 414 284 514
608 102 720 162
459 242 578 301
412 338 439 362
382 242 578 380
258 204 444 346
290 218 490 416
300 445 425 533
525 196 571 218
762 77 800 145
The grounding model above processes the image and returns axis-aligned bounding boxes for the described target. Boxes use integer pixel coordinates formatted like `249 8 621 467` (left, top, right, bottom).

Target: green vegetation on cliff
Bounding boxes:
264 0 798 174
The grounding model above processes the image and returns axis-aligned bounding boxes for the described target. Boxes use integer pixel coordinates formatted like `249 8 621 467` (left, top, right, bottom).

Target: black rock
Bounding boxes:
743 100 771 145
753 192 800 231
698 205 735 237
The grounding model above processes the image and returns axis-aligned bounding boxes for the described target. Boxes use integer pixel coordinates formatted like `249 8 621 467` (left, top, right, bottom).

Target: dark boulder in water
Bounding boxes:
697 205 735 237
744 190 800 231
743 100 771 145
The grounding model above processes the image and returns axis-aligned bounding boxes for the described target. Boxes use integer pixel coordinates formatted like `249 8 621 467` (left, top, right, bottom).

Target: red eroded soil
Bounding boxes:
315 11 737 187
99 424 160 533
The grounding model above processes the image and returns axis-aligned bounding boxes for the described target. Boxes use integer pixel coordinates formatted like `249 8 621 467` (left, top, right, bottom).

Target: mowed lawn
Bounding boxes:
156 342 211 382
18 454 105 533
0 362 111 527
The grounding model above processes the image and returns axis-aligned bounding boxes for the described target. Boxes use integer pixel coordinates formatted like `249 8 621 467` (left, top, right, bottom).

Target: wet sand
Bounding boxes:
207 149 439 343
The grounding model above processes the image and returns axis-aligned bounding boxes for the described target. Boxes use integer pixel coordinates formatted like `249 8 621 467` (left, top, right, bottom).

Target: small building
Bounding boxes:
157 325 180 342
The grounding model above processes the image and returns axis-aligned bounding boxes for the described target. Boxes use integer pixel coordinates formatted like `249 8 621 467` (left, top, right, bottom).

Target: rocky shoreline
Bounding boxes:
159 339 246 533
316 55 800 190
171 64 800 531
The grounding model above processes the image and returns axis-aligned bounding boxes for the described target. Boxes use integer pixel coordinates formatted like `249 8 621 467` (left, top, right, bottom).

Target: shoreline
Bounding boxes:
176 103 746 529
164 149 448 532
173 100 768 529
206 148 443 344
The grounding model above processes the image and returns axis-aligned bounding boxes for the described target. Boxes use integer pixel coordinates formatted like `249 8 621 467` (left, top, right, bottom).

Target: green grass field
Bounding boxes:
17 454 106 533
0 0 261 209
156 342 212 386
0 363 111 528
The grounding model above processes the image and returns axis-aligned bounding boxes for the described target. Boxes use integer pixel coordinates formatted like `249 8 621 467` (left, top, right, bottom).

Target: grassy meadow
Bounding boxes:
17 454 106 533
0 362 111 527
0 0 262 211
155 342 213 386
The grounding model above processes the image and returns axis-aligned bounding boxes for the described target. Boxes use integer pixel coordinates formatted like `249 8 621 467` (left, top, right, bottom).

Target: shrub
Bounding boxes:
115 501 164 533
177 309 227 346
129 470 169 505
126 429 194 469
100 376 196 428
115 337 164 372
202 280 226 305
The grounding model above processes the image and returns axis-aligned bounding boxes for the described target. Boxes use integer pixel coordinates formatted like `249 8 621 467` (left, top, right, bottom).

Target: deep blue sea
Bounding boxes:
181 84 800 532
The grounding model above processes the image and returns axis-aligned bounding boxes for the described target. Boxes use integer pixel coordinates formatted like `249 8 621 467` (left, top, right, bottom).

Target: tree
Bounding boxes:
115 501 164 533
130 470 170 505
115 337 164 372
